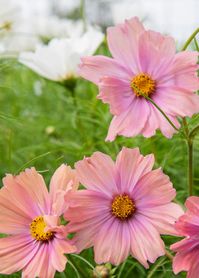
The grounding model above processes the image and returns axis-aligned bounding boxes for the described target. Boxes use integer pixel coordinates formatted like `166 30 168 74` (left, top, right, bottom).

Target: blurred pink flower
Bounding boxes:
79 17 199 141
171 196 199 278
0 165 78 277
64 147 183 267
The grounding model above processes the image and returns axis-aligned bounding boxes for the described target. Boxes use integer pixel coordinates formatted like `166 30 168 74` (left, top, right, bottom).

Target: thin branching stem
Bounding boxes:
67 260 81 278
181 29 199 196
181 28 199 50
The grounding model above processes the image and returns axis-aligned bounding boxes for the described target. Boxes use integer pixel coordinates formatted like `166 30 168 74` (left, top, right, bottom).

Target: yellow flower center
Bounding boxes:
30 216 54 241
130 73 156 97
111 194 136 220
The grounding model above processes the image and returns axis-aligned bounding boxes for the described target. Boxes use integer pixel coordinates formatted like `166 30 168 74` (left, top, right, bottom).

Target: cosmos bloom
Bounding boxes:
19 27 104 81
171 196 199 278
0 164 78 277
79 17 199 141
64 147 183 267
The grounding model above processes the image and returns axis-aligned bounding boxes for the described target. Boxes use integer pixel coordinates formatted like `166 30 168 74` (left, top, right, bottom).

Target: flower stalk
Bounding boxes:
181 28 199 51
181 29 199 196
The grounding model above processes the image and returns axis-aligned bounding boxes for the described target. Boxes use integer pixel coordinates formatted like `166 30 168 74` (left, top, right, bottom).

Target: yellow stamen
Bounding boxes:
130 73 156 97
112 194 135 220
30 216 54 241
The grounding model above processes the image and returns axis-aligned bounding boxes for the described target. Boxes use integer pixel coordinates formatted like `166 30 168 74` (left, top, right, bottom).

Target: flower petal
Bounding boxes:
98 76 133 115
49 164 78 215
134 168 176 206
106 97 150 141
75 152 118 196
0 234 39 274
115 147 154 193
107 17 144 73
153 86 199 118
15 167 50 214
129 214 165 268
139 203 184 235
94 218 131 265
50 237 76 272
0 175 42 234
138 30 175 79
78 55 131 85
22 242 55 278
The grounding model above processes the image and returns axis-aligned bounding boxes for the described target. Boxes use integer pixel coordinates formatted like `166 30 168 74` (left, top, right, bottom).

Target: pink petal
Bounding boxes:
69 212 111 252
15 167 50 214
75 152 118 196
133 168 176 206
106 97 150 141
78 55 131 85
147 103 180 138
146 30 176 57
0 176 42 234
171 240 199 275
140 103 159 137
185 196 199 214
22 243 55 278
107 17 144 73
172 251 192 274
98 76 133 115
138 203 184 235
129 214 165 268
65 190 110 223
94 218 131 265
50 237 76 272
0 234 39 274
138 30 175 79
49 164 78 215
65 191 111 252
153 86 199 118
171 51 199 76
115 147 154 193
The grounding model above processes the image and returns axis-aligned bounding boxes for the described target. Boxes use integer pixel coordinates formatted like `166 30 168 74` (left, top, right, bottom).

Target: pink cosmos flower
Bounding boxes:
0 164 78 277
79 17 199 141
64 147 183 267
171 196 199 278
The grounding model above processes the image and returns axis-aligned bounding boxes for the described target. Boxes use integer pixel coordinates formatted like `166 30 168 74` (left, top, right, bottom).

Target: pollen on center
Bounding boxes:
30 216 54 241
111 194 136 220
130 73 156 97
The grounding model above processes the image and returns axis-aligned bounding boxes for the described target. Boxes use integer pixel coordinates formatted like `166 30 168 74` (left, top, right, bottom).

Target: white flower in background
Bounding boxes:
0 0 20 30
0 0 40 54
0 34 40 54
52 0 80 17
29 17 86 41
19 27 104 81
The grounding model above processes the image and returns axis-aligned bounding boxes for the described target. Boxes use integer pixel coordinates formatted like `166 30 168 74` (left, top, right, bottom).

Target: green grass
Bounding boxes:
0 42 198 277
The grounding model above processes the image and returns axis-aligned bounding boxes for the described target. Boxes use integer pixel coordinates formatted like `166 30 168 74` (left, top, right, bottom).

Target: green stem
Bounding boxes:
70 253 95 270
117 260 127 278
147 257 166 278
188 138 193 196
80 0 87 31
67 259 81 278
182 118 194 196
165 250 173 261
194 37 199 51
182 118 189 138
181 28 199 50
67 255 86 278
190 124 199 139
131 84 179 131
181 29 199 196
